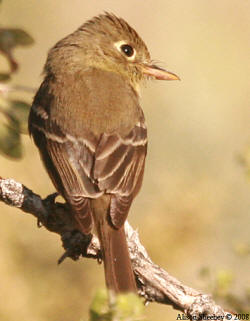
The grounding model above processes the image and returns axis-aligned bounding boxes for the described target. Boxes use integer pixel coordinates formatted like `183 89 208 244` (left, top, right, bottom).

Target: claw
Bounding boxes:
97 255 103 264
59 231 93 264
58 250 71 264
37 219 43 228
38 192 59 227
44 192 59 205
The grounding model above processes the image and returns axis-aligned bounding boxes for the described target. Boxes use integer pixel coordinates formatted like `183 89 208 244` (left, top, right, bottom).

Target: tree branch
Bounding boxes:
0 177 234 319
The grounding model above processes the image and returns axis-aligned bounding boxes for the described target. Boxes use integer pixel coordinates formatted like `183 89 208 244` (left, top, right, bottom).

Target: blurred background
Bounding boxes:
0 0 249 320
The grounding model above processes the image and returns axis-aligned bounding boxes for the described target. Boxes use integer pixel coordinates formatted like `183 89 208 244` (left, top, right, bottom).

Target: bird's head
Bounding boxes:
45 13 179 88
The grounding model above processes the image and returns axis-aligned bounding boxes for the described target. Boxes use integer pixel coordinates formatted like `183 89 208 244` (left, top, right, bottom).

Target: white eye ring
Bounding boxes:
114 40 136 61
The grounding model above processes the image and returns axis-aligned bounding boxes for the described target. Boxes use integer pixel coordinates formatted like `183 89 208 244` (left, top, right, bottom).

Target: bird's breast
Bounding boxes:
50 67 143 138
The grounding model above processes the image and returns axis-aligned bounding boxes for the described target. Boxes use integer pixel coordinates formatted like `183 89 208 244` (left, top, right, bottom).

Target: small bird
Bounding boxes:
28 13 179 294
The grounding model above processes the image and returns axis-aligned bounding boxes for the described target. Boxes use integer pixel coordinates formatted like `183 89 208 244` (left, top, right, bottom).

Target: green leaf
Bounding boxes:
7 100 30 134
115 293 145 320
0 73 11 81
89 289 112 321
199 266 211 278
0 28 34 52
215 269 234 298
0 122 22 158
89 290 145 321
233 242 250 257
9 29 34 46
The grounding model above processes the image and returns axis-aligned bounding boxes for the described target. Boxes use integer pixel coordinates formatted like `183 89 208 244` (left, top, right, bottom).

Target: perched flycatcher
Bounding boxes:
28 13 179 294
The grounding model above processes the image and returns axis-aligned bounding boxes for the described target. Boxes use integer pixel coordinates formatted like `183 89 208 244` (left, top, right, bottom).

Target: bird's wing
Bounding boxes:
94 121 147 228
29 102 147 231
29 106 102 234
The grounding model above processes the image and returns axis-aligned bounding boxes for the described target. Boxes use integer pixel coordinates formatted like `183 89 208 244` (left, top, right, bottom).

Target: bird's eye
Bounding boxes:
114 41 136 60
120 44 134 57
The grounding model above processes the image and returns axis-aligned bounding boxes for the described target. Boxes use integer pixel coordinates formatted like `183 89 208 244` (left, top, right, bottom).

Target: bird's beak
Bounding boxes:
142 64 180 81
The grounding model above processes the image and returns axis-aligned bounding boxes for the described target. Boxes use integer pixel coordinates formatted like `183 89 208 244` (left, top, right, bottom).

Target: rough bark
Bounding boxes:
0 177 235 319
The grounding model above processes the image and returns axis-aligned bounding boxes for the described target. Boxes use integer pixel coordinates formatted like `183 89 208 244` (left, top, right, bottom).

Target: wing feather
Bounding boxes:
94 122 147 228
30 106 147 231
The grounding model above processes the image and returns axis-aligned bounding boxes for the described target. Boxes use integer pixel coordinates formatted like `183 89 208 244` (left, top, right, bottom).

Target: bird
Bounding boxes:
28 12 179 295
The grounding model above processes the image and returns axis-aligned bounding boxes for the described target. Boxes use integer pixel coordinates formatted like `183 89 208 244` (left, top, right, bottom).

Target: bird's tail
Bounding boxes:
91 196 137 294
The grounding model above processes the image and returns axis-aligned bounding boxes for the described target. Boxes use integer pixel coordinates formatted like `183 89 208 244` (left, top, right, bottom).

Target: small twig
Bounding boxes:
0 177 235 319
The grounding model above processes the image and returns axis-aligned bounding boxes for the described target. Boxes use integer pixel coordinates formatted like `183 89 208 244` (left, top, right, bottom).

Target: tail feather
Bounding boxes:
91 196 136 293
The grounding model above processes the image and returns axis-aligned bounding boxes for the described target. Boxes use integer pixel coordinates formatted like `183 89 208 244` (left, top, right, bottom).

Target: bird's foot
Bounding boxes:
58 230 93 264
37 192 59 227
